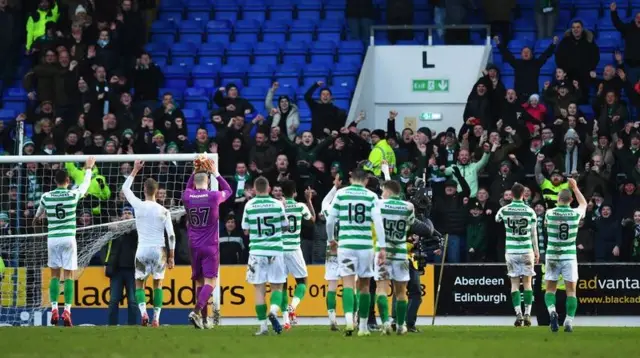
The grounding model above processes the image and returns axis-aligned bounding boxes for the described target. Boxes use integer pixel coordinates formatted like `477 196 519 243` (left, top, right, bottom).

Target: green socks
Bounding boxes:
523 290 533 315
64 280 74 307
566 296 578 318
135 288 146 305
255 304 267 321
511 291 522 314
396 300 408 326
270 289 282 314
153 288 163 308
353 291 359 314
545 292 557 312
293 284 306 300
326 290 337 311
49 278 60 308
358 293 371 320
376 294 389 323
342 288 354 314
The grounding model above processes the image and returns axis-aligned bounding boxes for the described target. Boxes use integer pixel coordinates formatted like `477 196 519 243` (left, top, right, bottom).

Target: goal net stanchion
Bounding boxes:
0 153 217 326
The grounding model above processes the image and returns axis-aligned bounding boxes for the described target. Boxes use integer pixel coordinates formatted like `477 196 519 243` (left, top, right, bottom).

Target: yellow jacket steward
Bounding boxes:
26 2 60 50
540 179 569 204
363 139 396 177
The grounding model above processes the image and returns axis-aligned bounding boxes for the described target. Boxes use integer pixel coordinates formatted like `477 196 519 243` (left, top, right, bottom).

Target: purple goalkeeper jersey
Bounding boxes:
182 174 232 249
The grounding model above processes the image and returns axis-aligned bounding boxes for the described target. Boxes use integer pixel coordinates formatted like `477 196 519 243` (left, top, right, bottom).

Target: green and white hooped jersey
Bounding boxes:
375 197 415 261
242 195 289 257
545 205 585 261
39 188 83 242
495 200 537 255
282 199 312 252
328 184 379 250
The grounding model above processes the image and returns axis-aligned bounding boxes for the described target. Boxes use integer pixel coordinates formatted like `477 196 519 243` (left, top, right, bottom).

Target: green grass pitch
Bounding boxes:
0 326 637 358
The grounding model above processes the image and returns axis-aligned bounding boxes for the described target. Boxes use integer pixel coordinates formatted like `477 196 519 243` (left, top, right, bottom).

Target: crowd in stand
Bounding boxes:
1 1 640 269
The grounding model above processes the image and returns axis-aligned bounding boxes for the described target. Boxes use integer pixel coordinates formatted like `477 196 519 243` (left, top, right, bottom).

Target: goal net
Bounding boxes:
0 153 218 326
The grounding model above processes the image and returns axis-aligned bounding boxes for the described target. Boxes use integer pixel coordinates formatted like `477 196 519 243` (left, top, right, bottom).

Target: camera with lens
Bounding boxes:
408 178 443 274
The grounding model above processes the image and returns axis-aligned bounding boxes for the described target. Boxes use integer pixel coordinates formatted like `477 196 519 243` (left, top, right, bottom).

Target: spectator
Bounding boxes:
432 167 470 263
621 210 640 262
105 207 137 326
249 129 278 175
576 219 595 262
494 36 557 100
444 141 496 198
304 81 347 139
266 82 299 141
534 0 559 39
534 155 569 208
0 0 19 84
555 20 600 103
483 0 515 44
213 84 255 119
363 127 396 177
219 215 248 265
593 203 622 262
465 198 487 262
132 53 163 111
346 0 374 43
386 0 413 44
26 0 60 52
610 3 640 84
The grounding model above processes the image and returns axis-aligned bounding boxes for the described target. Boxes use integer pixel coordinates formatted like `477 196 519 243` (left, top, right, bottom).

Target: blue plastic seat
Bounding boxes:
598 16 616 31
297 122 312 134
206 20 232 35
183 87 210 113
247 64 275 87
262 20 289 43
598 32 621 52
540 61 555 76
331 74 356 89
333 62 358 77
290 20 316 43
337 51 361 65
144 42 170 61
182 108 202 123
534 39 552 55
0 109 17 121
241 86 267 101
512 18 535 32
158 8 183 23
303 63 331 76
171 42 198 66
226 42 254 67
325 0 345 19
151 20 177 43
253 42 281 65
192 64 219 88
214 11 238 23
302 76 326 88
507 39 533 53
317 19 343 43
282 41 309 64
339 40 364 54
574 1 600 10
243 2 267 23
297 2 321 22
219 65 246 80
310 41 336 64
234 19 261 43
159 0 184 14
164 65 191 89
197 42 224 66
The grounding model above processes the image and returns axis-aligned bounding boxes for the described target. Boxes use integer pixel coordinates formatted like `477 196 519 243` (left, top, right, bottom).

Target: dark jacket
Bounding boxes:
612 9 640 67
593 215 622 262
555 29 600 77
105 230 137 277
432 168 471 236
346 0 374 18
304 83 347 138
498 41 556 98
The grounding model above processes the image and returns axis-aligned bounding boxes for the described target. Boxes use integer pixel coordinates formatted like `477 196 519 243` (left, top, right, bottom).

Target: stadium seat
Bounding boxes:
325 0 346 19
0 109 17 121
206 20 232 36
226 42 254 67
178 20 205 45
164 65 191 89
198 42 225 66
158 0 184 21
253 42 281 66
151 20 177 43
182 109 203 126
598 32 622 52
184 0 211 20
274 64 301 89
191 64 219 88
290 20 316 43
262 20 289 43
247 64 275 87
243 0 267 23
144 42 170 61
2 88 28 113
317 19 344 43
310 41 336 64
332 74 356 89
297 122 312 134
169 43 195 67
234 19 261 43
534 39 552 55
282 42 309 64
297 0 322 22
183 87 210 113
214 10 238 23
241 86 267 101
303 63 331 77
219 65 246 81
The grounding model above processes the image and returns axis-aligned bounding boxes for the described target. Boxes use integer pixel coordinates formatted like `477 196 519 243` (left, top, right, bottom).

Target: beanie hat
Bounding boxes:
153 130 164 138
225 82 238 92
564 128 579 141
529 94 540 102
0 212 9 221
23 138 35 148
167 142 178 150
121 128 134 137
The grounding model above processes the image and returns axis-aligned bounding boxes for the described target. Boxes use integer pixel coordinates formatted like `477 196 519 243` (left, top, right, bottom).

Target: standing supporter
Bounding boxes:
482 0 515 44
555 20 600 103
266 82 299 141
610 3 640 84
534 0 558 39
213 84 255 119
26 0 60 53
304 81 347 139
493 36 557 101
346 0 374 43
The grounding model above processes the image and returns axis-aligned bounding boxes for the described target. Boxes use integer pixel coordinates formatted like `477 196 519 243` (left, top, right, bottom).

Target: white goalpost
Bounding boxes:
0 152 220 326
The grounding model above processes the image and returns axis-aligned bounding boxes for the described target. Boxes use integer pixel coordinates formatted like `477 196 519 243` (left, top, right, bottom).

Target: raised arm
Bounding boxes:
75 157 96 198
122 160 144 208
326 196 339 243
372 199 386 249
530 213 540 262
304 187 317 223
567 178 587 213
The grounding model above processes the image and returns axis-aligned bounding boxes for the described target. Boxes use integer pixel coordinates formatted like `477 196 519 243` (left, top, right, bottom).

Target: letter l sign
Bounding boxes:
422 51 435 69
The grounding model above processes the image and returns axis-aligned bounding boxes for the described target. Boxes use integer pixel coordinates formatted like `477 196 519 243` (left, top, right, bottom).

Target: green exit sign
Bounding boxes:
412 79 449 92
420 112 442 121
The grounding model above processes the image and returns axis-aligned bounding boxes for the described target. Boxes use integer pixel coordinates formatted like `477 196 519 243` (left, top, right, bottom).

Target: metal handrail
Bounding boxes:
369 24 492 46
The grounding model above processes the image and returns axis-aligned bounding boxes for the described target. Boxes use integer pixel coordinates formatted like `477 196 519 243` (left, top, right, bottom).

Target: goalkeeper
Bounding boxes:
33 156 96 327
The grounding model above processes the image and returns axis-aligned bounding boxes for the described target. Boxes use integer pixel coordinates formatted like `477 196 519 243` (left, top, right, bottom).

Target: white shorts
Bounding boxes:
324 255 340 281
246 254 286 285
283 248 308 278
47 239 77 271
135 246 166 280
374 259 410 282
337 248 374 278
505 253 536 278
545 260 578 283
